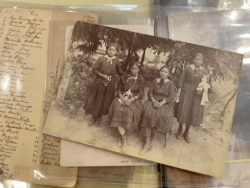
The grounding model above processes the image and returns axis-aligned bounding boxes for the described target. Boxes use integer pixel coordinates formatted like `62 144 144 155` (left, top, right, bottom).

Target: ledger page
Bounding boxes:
0 8 77 187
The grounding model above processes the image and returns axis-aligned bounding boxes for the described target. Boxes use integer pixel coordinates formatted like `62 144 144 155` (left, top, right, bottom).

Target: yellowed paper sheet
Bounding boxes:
61 140 153 166
129 165 159 188
60 25 154 167
78 166 132 182
47 11 98 102
0 8 100 187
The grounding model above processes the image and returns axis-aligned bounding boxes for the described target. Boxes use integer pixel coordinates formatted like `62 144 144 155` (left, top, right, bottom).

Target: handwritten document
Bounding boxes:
0 8 87 187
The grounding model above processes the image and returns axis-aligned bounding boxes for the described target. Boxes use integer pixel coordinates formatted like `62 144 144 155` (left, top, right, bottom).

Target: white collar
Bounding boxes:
104 55 116 60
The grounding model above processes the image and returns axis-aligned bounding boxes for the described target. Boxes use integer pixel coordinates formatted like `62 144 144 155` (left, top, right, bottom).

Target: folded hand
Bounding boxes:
124 98 133 106
152 100 161 109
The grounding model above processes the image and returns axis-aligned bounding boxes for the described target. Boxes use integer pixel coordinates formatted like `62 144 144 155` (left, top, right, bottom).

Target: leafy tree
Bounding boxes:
71 21 241 82
72 22 185 70
72 22 102 57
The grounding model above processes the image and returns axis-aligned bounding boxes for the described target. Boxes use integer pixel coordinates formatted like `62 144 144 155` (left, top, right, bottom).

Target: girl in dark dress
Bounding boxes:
108 63 144 152
140 66 176 154
168 60 182 87
84 43 124 126
175 53 208 143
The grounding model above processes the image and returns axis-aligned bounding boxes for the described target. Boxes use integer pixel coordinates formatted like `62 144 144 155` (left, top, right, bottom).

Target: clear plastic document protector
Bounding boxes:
0 0 250 188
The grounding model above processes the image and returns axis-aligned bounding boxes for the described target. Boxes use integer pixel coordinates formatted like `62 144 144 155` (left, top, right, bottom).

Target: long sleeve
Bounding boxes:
177 66 188 88
148 80 156 100
116 61 126 76
137 82 143 99
116 77 125 96
177 67 188 88
166 81 177 104
92 56 102 76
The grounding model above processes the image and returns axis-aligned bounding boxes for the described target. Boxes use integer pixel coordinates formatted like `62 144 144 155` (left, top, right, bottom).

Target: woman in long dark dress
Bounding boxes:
108 63 144 152
175 53 208 143
140 66 176 154
84 43 125 126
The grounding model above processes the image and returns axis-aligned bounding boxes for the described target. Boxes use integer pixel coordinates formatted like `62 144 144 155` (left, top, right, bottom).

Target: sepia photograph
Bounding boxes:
43 21 243 177
59 24 155 167
167 10 250 161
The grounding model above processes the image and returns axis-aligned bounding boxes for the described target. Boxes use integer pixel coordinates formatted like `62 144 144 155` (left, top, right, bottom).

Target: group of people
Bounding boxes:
83 43 209 153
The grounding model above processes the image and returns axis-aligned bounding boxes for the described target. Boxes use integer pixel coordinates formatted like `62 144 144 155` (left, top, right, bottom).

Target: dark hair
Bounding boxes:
194 53 204 60
106 43 118 50
159 66 169 72
158 66 170 79
128 62 144 82
129 62 140 70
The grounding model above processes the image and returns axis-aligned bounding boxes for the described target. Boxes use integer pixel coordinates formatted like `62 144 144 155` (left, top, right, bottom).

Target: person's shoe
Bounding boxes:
69 111 76 118
88 118 96 126
175 126 183 140
139 138 152 155
117 137 122 147
183 131 190 143
122 135 129 146
94 117 102 126
120 135 129 153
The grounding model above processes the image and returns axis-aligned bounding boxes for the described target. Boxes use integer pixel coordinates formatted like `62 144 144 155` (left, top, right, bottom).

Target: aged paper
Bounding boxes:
167 10 250 162
65 165 158 188
46 11 98 102
128 165 159 188
78 166 132 182
0 8 100 187
45 10 100 171
43 21 243 177
60 25 154 167
61 140 152 166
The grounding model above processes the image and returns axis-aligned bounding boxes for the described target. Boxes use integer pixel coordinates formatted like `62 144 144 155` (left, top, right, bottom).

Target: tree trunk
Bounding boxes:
125 48 133 71
165 56 172 67
140 48 146 67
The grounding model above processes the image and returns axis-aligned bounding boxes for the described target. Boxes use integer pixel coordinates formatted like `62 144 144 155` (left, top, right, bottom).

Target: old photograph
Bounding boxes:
167 10 250 161
43 21 243 177
60 24 155 167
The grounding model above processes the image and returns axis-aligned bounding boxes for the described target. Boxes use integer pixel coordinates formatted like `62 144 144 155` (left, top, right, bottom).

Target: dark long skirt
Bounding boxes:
177 84 204 127
84 77 116 117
